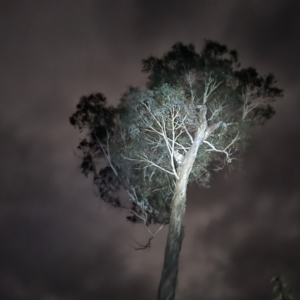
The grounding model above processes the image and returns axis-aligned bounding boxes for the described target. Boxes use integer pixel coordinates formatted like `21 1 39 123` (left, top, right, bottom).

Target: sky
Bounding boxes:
0 1 300 299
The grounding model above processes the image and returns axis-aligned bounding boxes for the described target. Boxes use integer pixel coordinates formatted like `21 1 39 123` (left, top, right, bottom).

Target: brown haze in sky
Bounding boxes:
0 1 300 299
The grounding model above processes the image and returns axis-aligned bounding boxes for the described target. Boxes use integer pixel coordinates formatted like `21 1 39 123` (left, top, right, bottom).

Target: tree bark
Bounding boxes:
157 124 207 300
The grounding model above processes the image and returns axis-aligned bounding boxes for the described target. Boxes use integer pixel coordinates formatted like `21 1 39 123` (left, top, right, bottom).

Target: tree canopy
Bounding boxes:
70 40 282 228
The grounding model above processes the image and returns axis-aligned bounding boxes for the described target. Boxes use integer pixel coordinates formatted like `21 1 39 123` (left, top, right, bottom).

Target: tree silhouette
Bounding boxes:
70 40 283 300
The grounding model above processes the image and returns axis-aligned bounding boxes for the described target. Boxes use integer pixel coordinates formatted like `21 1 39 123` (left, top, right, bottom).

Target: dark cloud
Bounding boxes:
1 1 300 299
0 209 156 300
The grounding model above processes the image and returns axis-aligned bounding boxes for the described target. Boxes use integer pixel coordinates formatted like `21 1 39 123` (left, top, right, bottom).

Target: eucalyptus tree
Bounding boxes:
70 41 282 300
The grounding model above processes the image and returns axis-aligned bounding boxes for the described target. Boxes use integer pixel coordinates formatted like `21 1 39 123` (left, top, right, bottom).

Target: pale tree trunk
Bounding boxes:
157 184 186 300
157 125 207 300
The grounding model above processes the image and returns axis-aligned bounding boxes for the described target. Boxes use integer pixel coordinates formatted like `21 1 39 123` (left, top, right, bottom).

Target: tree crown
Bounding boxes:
70 40 283 226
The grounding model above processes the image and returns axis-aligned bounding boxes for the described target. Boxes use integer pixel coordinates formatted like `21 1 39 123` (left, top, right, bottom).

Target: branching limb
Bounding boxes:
122 152 178 177
132 224 164 250
139 153 179 178
204 133 239 163
95 135 119 178
186 72 196 103
182 122 194 143
132 236 154 250
208 101 227 121
129 208 164 250
203 75 223 104
204 121 223 139
242 86 260 120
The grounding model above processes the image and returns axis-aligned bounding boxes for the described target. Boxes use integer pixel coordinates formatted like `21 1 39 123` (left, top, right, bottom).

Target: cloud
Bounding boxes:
1 1 300 299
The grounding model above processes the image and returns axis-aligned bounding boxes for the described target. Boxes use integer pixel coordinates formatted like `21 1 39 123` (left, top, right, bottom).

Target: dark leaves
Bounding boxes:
142 42 201 88
70 39 283 227
202 40 228 58
235 67 263 88
80 154 94 177
253 105 276 124
94 166 121 207
69 93 116 134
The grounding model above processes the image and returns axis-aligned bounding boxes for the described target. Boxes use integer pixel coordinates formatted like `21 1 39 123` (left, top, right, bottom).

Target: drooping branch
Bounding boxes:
131 224 164 250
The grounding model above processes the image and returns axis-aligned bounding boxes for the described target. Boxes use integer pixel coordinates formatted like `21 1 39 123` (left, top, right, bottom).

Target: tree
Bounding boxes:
70 40 283 300
271 276 293 300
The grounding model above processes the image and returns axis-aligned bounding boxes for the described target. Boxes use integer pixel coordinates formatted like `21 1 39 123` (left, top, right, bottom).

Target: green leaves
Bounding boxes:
69 93 117 139
271 276 293 300
70 40 283 225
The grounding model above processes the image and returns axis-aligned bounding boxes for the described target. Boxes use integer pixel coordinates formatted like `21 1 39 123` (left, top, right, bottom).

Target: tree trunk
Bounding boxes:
157 184 186 300
157 124 207 300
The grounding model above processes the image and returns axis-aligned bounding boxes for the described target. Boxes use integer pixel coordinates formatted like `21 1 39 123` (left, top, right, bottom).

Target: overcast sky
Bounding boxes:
1 1 300 299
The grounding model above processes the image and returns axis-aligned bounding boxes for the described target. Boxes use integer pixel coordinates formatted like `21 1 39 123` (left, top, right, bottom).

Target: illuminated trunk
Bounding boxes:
157 126 207 300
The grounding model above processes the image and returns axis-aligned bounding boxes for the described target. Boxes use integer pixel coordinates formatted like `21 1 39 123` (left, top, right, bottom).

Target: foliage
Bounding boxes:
70 40 282 228
271 276 293 300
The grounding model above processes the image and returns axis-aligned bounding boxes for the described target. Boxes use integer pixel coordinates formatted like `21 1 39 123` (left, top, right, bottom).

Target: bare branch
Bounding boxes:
139 154 179 178
95 135 119 178
203 75 223 104
208 101 227 121
204 133 239 163
132 223 164 250
132 236 154 250
182 122 194 144
242 86 260 120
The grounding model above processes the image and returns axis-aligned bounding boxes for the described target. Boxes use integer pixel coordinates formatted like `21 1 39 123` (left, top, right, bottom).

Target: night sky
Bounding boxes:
1 1 300 299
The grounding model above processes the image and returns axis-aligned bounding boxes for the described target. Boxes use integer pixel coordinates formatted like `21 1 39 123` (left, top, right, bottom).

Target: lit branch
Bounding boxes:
139 153 179 178
186 72 196 103
203 75 223 104
203 133 239 163
95 134 119 178
242 86 260 120
138 103 192 179
208 101 227 121
182 122 194 143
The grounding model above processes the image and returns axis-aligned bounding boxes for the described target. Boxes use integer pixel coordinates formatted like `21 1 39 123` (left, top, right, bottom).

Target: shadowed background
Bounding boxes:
0 1 299 299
